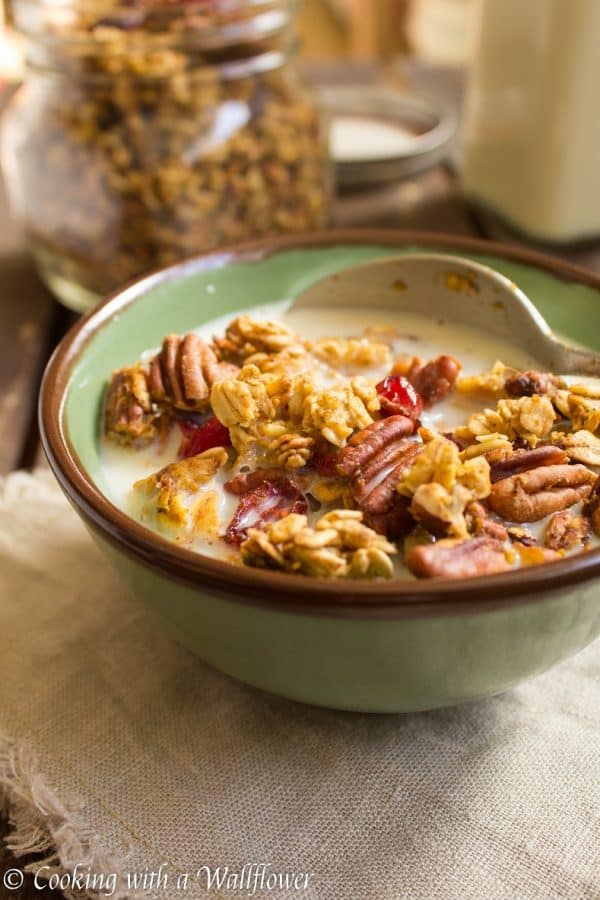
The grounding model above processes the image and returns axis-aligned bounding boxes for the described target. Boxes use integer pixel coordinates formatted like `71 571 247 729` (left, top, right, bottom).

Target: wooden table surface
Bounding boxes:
1 62 599 899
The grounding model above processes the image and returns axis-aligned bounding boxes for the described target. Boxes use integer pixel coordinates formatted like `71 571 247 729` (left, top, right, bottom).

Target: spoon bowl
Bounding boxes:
291 253 600 376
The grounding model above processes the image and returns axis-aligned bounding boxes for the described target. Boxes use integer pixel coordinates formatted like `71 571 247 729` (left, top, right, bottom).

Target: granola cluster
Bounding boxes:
396 434 491 538
6 4 330 303
241 510 396 579
103 314 600 581
134 447 227 533
457 395 557 448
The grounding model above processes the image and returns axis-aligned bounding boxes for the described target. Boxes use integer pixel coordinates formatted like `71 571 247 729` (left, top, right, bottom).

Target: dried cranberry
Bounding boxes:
310 446 340 477
376 375 423 420
224 475 307 544
178 415 231 459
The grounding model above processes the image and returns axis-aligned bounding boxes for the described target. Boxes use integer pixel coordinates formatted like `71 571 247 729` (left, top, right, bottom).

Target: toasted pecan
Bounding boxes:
488 445 568 483
363 496 414 541
582 476 600 536
488 464 596 522
406 354 462 407
104 364 157 445
353 442 421 514
148 333 238 412
466 501 509 542
406 536 510 579
505 370 560 397
335 415 416 477
544 510 591 552
354 442 421 540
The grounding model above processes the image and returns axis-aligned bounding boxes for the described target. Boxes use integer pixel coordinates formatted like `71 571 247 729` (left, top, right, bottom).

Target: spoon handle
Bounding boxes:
551 342 600 377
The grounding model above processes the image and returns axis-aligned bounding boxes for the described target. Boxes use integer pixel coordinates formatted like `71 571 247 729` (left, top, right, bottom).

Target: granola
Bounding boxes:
241 510 396 579
5 5 330 305
134 447 228 531
457 395 556 448
104 363 158 445
101 308 600 581
308 337 391 370
396 435 491 538
458 361 560 398
214 317 302 365
551 430 600 467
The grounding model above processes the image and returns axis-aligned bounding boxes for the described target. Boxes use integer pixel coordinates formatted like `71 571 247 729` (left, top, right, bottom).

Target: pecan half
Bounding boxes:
405 355 462 407
104 364 158 445
583 476 600 536
148 333 238 412
466 501 509 542
363 496 414 541
334 415 416 477
505 370 560 397
354 442 421 539
488 445 568 483
544 510 591 551
406 536 510 579
488 464 596 522
352 441 421 514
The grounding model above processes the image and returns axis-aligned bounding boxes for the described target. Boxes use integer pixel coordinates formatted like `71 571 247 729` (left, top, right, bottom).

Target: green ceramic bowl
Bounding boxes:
40 231 600 712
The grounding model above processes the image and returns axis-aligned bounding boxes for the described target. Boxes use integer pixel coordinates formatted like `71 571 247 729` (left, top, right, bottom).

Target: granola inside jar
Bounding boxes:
1 0 331 311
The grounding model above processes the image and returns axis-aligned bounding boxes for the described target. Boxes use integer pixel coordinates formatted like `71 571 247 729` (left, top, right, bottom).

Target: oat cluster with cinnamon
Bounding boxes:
103 315 600 580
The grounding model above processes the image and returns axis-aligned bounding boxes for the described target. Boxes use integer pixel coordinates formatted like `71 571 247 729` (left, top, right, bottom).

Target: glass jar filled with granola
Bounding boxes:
1 0 331 311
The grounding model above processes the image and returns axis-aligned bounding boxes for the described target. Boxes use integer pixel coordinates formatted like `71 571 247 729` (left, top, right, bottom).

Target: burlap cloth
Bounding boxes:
0 470 599 900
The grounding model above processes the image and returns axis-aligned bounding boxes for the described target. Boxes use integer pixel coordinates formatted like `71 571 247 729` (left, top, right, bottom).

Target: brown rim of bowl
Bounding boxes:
40 229 600 618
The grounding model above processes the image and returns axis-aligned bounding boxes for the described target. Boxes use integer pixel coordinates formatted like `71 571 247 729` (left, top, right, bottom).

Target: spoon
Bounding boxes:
290 253 600 377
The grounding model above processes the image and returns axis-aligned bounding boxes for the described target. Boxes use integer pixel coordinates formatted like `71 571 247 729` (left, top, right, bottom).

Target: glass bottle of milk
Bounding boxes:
461 0 600 242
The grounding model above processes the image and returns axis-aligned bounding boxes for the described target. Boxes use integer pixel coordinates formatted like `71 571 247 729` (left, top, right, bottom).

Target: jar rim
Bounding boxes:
25 43 296 81
13 0 296 54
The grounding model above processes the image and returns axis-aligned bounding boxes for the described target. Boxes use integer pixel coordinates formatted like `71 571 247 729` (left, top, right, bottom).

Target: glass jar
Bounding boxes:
2 0 331 311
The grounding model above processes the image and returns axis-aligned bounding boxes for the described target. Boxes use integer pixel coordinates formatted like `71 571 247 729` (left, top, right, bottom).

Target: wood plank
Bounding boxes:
0 97 59 473
334 166 477 235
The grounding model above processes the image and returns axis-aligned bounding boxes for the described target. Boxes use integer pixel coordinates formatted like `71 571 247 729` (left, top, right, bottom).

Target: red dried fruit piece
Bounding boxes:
178 415 231 459
310 446 341 477
224 475 307 544
376 375 424 420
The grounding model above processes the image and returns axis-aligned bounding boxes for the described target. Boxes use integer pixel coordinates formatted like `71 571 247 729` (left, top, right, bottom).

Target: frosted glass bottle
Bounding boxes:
461 0 600 242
